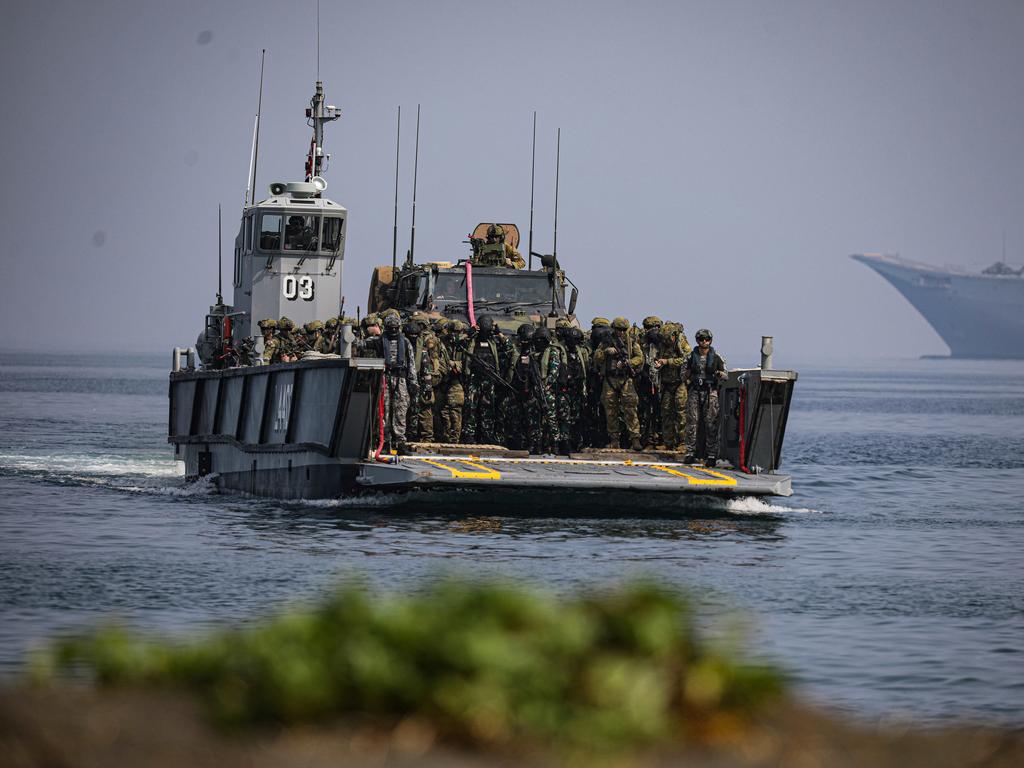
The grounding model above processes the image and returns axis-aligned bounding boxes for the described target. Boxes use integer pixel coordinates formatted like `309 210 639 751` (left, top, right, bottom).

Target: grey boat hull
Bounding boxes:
852 253 1024 359
169 359 796 504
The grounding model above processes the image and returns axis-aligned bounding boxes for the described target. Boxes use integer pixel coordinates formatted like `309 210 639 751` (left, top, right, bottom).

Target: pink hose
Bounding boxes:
465 262 477 327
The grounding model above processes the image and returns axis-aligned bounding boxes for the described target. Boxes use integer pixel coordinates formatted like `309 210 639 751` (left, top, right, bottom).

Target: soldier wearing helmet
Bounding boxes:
405 315 444 442
585 317 613 446
258 318 279 365
505 323 543 452
557 325 590 450
653 322 692 451
593 317 644 451
682 328 728 466
532 325 567 453
472 223 526 269
367 313 418 454
638 316 665 448
437 319 469 442
275 317 299 362
461 315 505 444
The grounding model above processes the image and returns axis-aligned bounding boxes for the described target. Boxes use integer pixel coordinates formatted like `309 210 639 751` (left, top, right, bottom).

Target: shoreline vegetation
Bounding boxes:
3 580 1021 766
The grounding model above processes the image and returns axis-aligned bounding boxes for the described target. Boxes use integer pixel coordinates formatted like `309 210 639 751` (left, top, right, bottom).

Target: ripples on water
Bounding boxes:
0 353 1022 725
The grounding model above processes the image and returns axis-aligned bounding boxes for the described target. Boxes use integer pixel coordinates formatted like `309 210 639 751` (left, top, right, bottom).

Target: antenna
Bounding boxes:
248 49 266 206
553 127 560 264
528 111 536 271
392 106 401 271
217 204 223 304
408 104 421 265
316 0 320 80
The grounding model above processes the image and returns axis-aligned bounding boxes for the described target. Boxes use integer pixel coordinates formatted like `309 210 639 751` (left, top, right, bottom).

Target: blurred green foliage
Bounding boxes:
32 580 783 747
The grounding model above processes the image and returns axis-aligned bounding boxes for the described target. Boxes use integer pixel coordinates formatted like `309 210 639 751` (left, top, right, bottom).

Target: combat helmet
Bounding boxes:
340 316 357 326
487 223 505 241
516 323 535 342
591 316 611 328
448 320 467 333
324 317 339 330
695 328 713 342
258 318 277 332
642 315 663 329
611 317 630 331
383 314 401 331
278 316 296 332
303 320 324 333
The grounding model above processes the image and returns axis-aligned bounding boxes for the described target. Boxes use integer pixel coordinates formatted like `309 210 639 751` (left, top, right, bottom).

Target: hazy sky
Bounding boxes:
2 0 1022 364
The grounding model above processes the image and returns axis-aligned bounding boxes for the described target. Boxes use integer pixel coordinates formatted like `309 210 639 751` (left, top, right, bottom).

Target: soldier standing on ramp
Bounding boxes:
594 317 644 451
372 314 418 454
682 328 727 466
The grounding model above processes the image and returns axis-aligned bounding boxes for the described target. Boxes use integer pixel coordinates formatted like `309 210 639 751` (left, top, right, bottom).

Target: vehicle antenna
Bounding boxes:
408 104 421 265
248 49 266 206
217 204 223 305
528 111 536 271
553 127 561 265
316 0 320 80
392 106 401 271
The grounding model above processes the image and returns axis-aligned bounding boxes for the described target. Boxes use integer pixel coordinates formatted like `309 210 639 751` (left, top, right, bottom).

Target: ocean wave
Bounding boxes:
0 452 183 478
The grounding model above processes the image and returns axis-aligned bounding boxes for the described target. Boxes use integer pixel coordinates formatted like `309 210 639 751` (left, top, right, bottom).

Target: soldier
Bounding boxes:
405 317 444 443
320 317 339 353
355 314 381 357
438 320 468 443
586 317 612 447
302 320 325 354
682 328 728 466
637 316 664 449
258 318 279 365
594 317 644 451
533 326 565 453
654 322 691 451
473 224 525 269
370 314 418 454
276 317 300 362
461 315 504 445
506 323 543 452
556 325 589 451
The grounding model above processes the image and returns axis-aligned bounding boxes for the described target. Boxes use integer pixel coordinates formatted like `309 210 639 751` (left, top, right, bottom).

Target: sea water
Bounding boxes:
1 352 1021 724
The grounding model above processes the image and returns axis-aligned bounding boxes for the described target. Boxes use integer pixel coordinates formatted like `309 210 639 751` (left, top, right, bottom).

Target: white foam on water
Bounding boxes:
0 452 183 478
719 496 819 515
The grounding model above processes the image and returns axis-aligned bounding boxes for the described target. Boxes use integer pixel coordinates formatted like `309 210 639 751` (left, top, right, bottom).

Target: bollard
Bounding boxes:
760 336 774 371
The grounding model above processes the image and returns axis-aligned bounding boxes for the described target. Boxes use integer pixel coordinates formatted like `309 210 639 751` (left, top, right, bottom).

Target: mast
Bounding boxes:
305 83 340 184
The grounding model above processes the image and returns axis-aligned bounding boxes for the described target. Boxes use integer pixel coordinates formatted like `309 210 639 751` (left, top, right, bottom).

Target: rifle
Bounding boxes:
457 339 518 395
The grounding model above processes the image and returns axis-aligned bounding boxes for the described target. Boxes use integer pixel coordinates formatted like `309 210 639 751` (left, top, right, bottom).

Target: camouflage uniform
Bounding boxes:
370 317 418 449
593 317 643 450
637 316 663 448
505 328 543 453
276 317 300 362
656 323 692 450
557 326 590 451
258 319 279 365
473 224 525 268
438 321 467 443
534 328 564 452
407 314 444 442
302 320 325 355
682 330 727 463
585 317 612 447
461 318 504 445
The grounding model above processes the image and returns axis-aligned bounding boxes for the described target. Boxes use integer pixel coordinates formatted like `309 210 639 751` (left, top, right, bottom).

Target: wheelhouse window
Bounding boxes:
322 217 344 252
259 214 282 251
244 215 252 253
283 214 321 251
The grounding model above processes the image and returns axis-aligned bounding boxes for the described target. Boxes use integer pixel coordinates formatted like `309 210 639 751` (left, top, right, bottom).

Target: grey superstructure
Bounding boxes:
852 252 1024 359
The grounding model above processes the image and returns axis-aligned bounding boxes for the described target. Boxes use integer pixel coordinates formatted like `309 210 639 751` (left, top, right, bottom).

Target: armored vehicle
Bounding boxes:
168 74 799 505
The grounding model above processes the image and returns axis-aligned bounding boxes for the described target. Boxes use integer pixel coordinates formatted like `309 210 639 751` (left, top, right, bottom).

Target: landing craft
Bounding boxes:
169 73 799 506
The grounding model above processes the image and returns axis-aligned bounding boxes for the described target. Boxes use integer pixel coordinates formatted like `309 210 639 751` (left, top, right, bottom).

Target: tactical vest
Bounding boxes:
475 242 506 267
539 343 559 383
687 347 722 391
511 343 537 393
603 342 631 378
381 333 408 372
471 337 499 377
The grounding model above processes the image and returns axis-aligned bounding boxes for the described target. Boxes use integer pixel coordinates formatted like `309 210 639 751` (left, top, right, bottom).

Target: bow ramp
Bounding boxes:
358 451 792 497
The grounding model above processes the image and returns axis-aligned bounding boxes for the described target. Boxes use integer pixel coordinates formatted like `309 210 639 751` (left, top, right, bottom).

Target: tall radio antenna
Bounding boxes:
528 111 537 271
217 204 223 304
408 104 421 265
553 127 560 264
246 49 266 206
316 0 320 80
392 106 401 270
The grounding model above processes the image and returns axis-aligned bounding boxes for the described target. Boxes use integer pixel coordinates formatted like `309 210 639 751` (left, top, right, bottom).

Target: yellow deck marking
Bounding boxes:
650 465 737 486
417 458 502 480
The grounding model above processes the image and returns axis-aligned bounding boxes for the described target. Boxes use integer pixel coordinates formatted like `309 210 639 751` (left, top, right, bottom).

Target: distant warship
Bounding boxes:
852 253 1024 359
